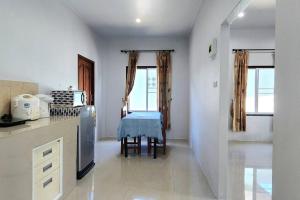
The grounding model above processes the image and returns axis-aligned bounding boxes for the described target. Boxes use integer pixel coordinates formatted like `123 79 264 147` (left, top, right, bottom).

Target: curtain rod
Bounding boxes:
121 49 175 53
232 49 275 53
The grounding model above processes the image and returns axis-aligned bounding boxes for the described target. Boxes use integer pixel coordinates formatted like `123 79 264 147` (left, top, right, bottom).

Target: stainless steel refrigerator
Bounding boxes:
77 106 96 179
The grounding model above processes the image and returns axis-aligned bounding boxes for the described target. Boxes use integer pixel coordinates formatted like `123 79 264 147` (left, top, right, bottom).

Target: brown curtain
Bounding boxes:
156 51 172 129
232 50 249 132
124 51 139 103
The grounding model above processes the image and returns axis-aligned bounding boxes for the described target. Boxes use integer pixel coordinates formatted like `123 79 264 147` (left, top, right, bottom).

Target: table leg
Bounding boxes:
124 137 128 158
153 138 157 159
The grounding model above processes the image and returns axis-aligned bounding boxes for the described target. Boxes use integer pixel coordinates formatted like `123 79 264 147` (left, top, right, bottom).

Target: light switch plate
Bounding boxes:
213 81 218 88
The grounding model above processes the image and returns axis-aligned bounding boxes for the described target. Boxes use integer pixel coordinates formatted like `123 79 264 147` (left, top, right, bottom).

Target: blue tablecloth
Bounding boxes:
117 112 163 141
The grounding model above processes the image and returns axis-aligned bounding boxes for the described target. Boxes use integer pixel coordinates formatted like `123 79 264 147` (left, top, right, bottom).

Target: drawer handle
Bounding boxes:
43 148 52 157
43 163 53 172
43 178 53 188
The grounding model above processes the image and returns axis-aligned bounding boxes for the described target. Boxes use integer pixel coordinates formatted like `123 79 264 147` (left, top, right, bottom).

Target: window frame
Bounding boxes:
246 65 275 117
126 66 158 112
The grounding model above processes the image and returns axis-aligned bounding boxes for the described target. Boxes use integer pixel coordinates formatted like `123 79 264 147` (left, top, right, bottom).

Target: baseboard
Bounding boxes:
98 137 189 141
190 148 218 198
98 137 117 141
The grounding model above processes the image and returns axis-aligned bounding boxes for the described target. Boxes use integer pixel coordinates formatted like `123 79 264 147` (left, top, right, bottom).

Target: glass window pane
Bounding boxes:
147 68 158 111
258 69 274 113
129 69 147 111
148 93 157 111
148 69 157 93
246 69 256 113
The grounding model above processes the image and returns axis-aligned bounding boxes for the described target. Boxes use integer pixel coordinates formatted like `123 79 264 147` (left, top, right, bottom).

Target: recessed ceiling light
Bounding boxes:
136 18 141 23
238 12 245 18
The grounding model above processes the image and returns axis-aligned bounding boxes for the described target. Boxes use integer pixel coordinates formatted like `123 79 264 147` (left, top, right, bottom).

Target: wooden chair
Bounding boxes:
147 137 159 159
123 136 141 157
120 105 141 156
147 112 167 157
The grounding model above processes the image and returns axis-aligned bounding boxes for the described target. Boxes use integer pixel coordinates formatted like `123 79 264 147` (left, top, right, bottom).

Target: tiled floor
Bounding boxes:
65 140 215 200
228 142 273 200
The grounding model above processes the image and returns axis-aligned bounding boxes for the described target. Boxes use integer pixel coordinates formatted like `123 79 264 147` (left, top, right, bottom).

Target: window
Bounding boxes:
128 67 158 111
246 67 275 115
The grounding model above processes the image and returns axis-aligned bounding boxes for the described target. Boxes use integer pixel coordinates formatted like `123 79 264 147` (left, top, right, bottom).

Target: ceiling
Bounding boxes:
61 0 203 37
231 0 276 29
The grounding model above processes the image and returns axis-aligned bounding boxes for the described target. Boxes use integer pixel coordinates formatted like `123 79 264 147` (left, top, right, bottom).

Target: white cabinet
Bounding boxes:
33 138 63 200
34 168 60 200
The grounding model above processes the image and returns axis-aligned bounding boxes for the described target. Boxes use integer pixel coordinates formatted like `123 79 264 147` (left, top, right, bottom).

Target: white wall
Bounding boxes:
0 0 106 139
189 0 240 198
100 37 189 140
229 28 275 142
273 0 300 199
230 28 275 50
229 116 273 142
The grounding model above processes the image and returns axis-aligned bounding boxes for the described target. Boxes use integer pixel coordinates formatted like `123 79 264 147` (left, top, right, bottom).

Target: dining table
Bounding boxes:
117 111 163 158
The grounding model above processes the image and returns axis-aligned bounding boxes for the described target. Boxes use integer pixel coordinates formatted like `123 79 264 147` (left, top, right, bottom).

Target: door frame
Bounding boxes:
78 54 95 105
219 0 252 199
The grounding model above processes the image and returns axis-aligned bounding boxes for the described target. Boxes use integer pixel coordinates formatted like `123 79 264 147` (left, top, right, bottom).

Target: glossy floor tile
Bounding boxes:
65 140 215 200
228 142 272 200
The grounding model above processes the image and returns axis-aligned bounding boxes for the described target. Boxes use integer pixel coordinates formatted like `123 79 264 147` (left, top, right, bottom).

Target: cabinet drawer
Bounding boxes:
34 168 60 200
33 139 60 166
34 156 60 183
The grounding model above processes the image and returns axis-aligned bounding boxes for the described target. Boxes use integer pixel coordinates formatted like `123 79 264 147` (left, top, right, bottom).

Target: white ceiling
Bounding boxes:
231 0 276 29
61 0 203 37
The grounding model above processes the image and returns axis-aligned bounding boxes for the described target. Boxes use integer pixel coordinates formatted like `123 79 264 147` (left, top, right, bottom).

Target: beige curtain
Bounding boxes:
124 51 139 103
232 50 249 132
156 51 172 129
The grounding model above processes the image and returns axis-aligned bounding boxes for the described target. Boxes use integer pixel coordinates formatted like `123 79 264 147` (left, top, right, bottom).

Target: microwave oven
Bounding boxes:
50 90 87 107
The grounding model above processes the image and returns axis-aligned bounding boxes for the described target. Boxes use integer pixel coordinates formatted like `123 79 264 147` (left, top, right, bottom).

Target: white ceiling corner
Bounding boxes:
231 0 276 29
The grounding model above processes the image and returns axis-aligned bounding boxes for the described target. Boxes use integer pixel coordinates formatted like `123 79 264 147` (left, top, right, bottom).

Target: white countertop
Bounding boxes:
0 116 79 138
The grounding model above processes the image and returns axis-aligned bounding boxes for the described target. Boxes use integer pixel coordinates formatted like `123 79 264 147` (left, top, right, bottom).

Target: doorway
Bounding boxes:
78 54 95 105
219 0 275 199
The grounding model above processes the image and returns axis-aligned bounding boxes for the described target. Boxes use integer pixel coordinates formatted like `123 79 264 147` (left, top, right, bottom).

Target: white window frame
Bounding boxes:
247 66 275 116
128 66 158 112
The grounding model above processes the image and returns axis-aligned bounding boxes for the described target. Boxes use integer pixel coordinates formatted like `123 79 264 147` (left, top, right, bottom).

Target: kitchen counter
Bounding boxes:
0 116 79 138
0 116 79 200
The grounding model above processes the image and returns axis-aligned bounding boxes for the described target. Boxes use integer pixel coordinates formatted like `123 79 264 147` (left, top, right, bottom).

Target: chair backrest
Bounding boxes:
120 103 128 119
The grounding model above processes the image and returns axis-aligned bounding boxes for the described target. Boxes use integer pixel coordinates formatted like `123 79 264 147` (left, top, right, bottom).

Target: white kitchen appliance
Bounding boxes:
11 94 40 120
77 105 96 179
36 94 54 118
51 90 87 107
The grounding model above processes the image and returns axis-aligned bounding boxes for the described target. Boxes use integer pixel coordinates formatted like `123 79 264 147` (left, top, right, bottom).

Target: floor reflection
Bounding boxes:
228 142 272 200
244 168 272 200
65 140 215 200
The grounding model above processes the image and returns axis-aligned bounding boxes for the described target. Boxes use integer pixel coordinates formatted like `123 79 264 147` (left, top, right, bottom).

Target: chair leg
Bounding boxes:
153 138 157 159
147 137 151 154
163 130 166 154
134 137 137 153
138 136 141 155
124 137 128 158
121 138 124 154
